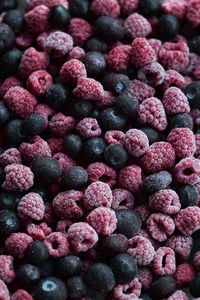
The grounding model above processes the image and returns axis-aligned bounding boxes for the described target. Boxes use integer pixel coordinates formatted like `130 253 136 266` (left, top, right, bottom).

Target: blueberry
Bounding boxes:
63 134 83 158
0 209 20 236
106 73 130 96
140 0 162 16
94 16 124 42
83 51 106 77
5 119 26 146
0 166 5 185
26 241 49 265
167 113 193 131
30 185 51 202
115 92 139 117
49 5 71 27
32 157 62 183
45 84 70 111
83 137 106 162
21 114 46 137
62 166 88 190
101 234 128 255
184 82 200 109
189 276 200 297
39 259 55 278
0 0 17 13
144 171 172 194
0 23 15 55
70 99 92 119
141 127 161 144
104 144 128 170
178 185 199 208
85 38 107 53
69 0 89 19
3 9 24 34
56 255 82 278
115 209 141 238
99 107 127 131
67 276 86 299
150 276 176 299
188 36 200 55
159 14 180 40
0 191 22 210
16 264 40 288
0 102 10 126
0 49 22 77
33 277 68 300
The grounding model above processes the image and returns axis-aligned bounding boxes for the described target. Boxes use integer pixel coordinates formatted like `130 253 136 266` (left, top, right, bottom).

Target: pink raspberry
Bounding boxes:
112 278 142 300
0 77 23 98
112 188 134 210
68 18 93 47
87 162 117 188
84 181 112 210
2 164 34 192
73 77 104 101
53 153 75 172
90 0 120 18
118 165 143 194
127 236 155 266
27 70 53 96
149 189 181 215
104 130 125 146
194 251 200 271
159 42 189 72
49 113 76 137
5 233 33 259
11 290 33 300
163 87 190 115
68 222 98 252
137 62 165 87
0 255 15 283
128 79 155 104
45 31 73 57
60 59 87 86
182 53 200 76
44 232 70 258
67 47 85 61
56 219 72 234
138 97 167 131
4 86 37 119
18 192 45 221
141 142 176 173
125 13 152 40
147 213 175 242
153 247 176 276
19 47 49 78
25 5 50 34
162 0 188 19
76 118 102 138
25 0 69 11
0 148 21 167
174 157 200 185
95 90 115 108
0 280 9 300
87 207 117 235
134 204 151 226
107 45 132 73
26 222 52 241
53 190 83 220
47 137 63 155
167 128 196 159
166 235 192 262
174 206 200 235
117 0 139 16
161 70 186 91
124 129 149 157
16 30 34 49
131 38 156 68
167 290 189 300
174 263 196 286
138 267 153 290
34 103 54 121
186 0 200 27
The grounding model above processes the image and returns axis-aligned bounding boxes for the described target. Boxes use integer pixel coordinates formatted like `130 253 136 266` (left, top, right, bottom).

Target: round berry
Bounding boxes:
85 38 107 53
0 102 10 127
0 209 19 236
185 81 200 109
16 264 40 288
69 0 89 18
26 241 49 265
3 9 24 34
32 156 62 183
178 185 199 208
150 276 176 299
0 0 17 13
45 83 70 111
144 171 172 194
115 209 141 238
101 234 128 255
189 276 200 297
67 276 86 299
71 99 92 120
167 113 193 132
21 114 46 138
83 51 106 77
159 14 180 40
39 259 55 278
140 0 161 16
108 73 130 96
0 191 22 210
33 277 68 300
83 137 106 162
56 255 82 278
49 5 71 27
104 144 128 170
0 23 14 55
115 92 139 118
94 16 124 42
0 49 22 77
62 166 88 190
63 134 82 158
99 107 127 131
141 127 161 144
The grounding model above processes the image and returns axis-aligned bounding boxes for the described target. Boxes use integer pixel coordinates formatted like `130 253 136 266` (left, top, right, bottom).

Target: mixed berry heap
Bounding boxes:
2 0 200 299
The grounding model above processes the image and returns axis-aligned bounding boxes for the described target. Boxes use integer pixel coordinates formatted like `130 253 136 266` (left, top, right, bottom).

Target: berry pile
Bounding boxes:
1 0 200 299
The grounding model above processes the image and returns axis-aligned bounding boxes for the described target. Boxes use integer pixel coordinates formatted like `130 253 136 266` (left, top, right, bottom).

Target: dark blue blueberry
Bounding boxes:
115 209 141 238
159 14 180 40
83 51 106 77
32 157 62 183
144 171 172 194
56 255 82 278
16 264 40 288
63 134 83 158
99 107 127 131
0 23 15 55
0 191 22 210
188 36 200 55
0 49 22 77
69 0 89 18
104 144 128 170
85 38 107 53
26 241 49 265
71 99 92 120
83 137 106 162
0 0 17 13
115 92 139 117
67 276 86 299
39 259 55 278
167 113 193 131
107 73 129 96
21 114 46 137
49 5 71 27
101 234 128 255
33 277 68 300
94 17 124 42
184 82 200 109
3 9 24 34
141 126 161 144
178 185 199 208
62 166 88 190
150 276 176 299
0 209 20 236
5 119 26 146
45 84 70 111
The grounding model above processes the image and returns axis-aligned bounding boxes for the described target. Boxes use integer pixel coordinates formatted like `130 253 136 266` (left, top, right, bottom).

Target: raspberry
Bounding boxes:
128 79 155 104
182 53 200 76
162 0 188 20
131 38 156 68
138 97 167 131
44 232 70 258
107 45 132 73
5 233 33 259
87 162 117 188
134 204 151 226
148 38 162 59
138 267 153 290
163 87 190 115
90 0 120 18
161 70 186 91
112 278 142 300
4 86 37 119
174 206 200 235
112 188 134 210
84 181 112 210
118 165 143 194
73 77 104 101
0 255 15 283
0 280 9 300
53 190 83 220
25 0 69 11
34 103 54 120
0 77 23 98
49 113 76 137
167 128 196 159
104 130 125 146
159 42 189 72
153 247 176 276
186 0 200 27
17 192 45 221
166 235 192 262
87 207 117 235
127 236 155 266
68 222 98 252
124 129 149 157
60 59 87 86
147 213 175 242
174 157 200 185
26 222 52 241
56 219 72 234
194 251 200 271
67 47 85 61
125 13 152 40
16 30 34 49
174 263 196 286
68 18 93 47
25 5 50 34
0 148 21 167
44 31 73 57
95 90 115 108
141 142 176 173
184 76 193 86
47 137 63 155
76 118 102 138
19 47 49 78
117 0 139 16
2 164 34 192
11 290 33 300
27 70 53 96
53 153 75 172
137 62 165 87
167 290 189 300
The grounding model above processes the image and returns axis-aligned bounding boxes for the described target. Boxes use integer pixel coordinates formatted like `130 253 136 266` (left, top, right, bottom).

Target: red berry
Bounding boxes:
0 280 10 300
166 235 192 262
60 59 87 86
124 129 149 157
137 62 165 87
112 188 134 210
125 13 152 40
5 233 33 259
118 165 143 193
134 204 151 226
53 152 75 172
174 263 196 286
161 69 186 91
68 18 93 47
131 38 156 68
90 0 120 18
73 77 104 101
174 206 200 235
47 137 63 155
76 118 102 138
11 289 33 300
25 0 69 11
18 192 45 221
147 213 175 242
186 0 200 27
104 130 125 146
138 267 153 290
162 0 188 20
87 162 117 188
107 45 132 73
27 70 53 96
49 113 76 137
128 79 155 104
44 232 70 258
26 222 52 241
163 87 190 115
25 5 50 34
148 38 162 59
0 255 15 283
117 0 139 16
112 278 142 300
44 31 73 57
0 148 22 167
182 53 200 76
153 247 176 276
174 157 200 185
0 77 23 98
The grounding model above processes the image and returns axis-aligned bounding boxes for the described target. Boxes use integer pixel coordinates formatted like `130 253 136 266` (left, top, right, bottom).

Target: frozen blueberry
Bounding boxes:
0 23 15 55
63 134 83 158
69 0 89 19
85 38 107 53
167 113 193 131
189 276 200 297
32 157 62 183
2 9 24 34
83 137 106 162
26 241 49 265
115 92 139 117
104 144 128 170
49 5 71 27
33 277 68 300
144 171 172 194
178 185 199 208
0 102 10 127
107 73 130 96
67 276 86 299
0 166 5 185
141 127 161 144
150 276 176 299
94 16 124 42
99 107 127 131
0 49 22 77
0 191 22 210
56 255 82 278
71 99 92 120
159 14 180 40
39 259 55 278
16 264 40 288
45 84 70 111
188 36 200 55
62 166 88 190
21 114 46 137
0 209 19 236
140 0 162 16
115 209 141 238
30 185 51 202
101 234 128 255
185 82 200 109
5 119 26 146
0 0 17 13
83 51 106 77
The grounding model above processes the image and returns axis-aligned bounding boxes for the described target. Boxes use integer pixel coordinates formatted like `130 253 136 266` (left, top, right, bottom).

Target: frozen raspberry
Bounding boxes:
159 42 189 72
26 222 52 241
84 181 112 210
76 118 102 138
68 18 93 47
87 207 117 235
53 190 83 220
5 233 33 259
49 113 76 137
27 70 53 96
117 0 139 16
44 31 73 57
36 30 52 50
19 47 49 79
148 39 162 59
174 206 200 235
0 77 23 98
90 0 120 18
167 290 189 300
0 148 21 167
107 45 132 73
16 30 34 49
184 76 193 87
25 0 69 11
2 164 34 192
128 79 155 104
161 70 186 91
112 188 134 210
73 77 104 101
25 5 50 34
194 251 200 271
134 204 151 226
163 87 190 115
18 192 45 221
56 220 72 234
47 137 63 155
118 165 143 194
95 90 115 108
0 255 15 283
53 153 75 172
174 157 200 185
104 130 125 146
138 267 153 290
174 263 196 286
60 59 87 86
125 13 152 40
44 232 70 258
186 0 200 27
166 235 192 262
137 62 165 87
0 280 9 300
141 142 176 173
4 86 37 119
182 53 200 76
67 47 85 61
167 128 196 159
11 290 33 300
87 162 117 188
149 189 181 215
138 97 167 131
162 0 188 20
112 278 142 300
34 103 54 120
147 213 175 242
124 129 149 157
131 38 156 68
153 247 176 276
68 222 98 252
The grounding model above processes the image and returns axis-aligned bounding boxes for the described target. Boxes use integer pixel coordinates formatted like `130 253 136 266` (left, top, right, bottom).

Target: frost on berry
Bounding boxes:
186 0 200 27
174 157 200 185
147 213 175 242
128 79 155 104
118 165 143 194
26 222 52 241
44 232 70 258
153 247 176 276
134 204 151 227
166 290 189 300
44 31 73 57
124 129 149 157
53 153 75 173
194 251 200 271
67 47 85 61
47 138 63 155
0 148 22 167
90 0 120 18
138 267 153 291
5 233 33 259
162 0 188 20
112 188 134 210
11 289 33 300
137 62 165 87
0 255 15 283
68 18 93 47
0 280 10 300
112 278 142 300
131 38 156 68
163 87 190 115
161 69 186 91
104 130 125 146
174 263 196 287
125 13 152 40
76 118 102 138
60 59 87 86
118 0 139 16
27 70 53 96
166 235 192 262
107 45 132 73
73 77 104 101
25 5 50 34
25 0 69 11
87 162 117 188
0 77 23 98
183 53 200 76
49 113 76 137
174 206 200 235
18 192 45 221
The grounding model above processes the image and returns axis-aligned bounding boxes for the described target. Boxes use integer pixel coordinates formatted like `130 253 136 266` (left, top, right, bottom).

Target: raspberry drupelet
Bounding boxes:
86 162 117 188
0 255 15 283
147 213 175 242
0 148 21 167
112 278 142 300
104 130 125 146
124 129 149 157
60 59 87 86
186 0 200 27
162 0 188 20
163 87 190 115
107 45 132 73
153 247 176 276
67 47 85 61
90 0 121 18
17 192 45 221
112 188 134 210
44 232 70 258
174 206 200 235
26 222 52 241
